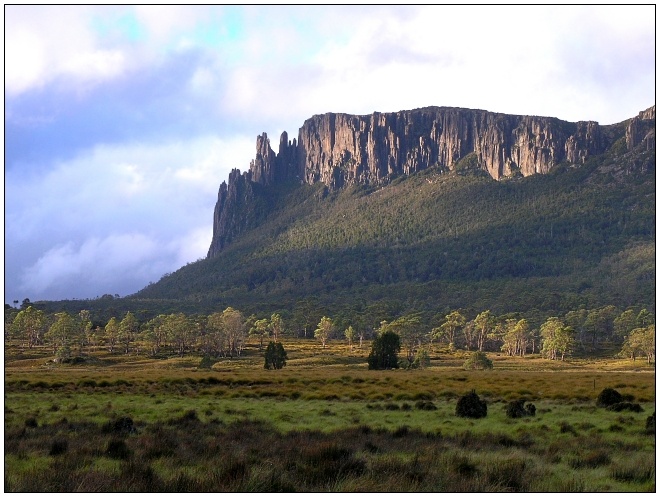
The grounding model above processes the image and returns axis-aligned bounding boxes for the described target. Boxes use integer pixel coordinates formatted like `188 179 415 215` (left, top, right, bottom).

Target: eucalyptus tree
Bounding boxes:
165 313 195 357
142 315 169 356
473 310 495 351
269 313 285 342
433 310 466 351
221 307 247 357
501 318 530 357
344 325 356 350
249 318 271 350
11 305 46 349
381 314 424 363
104 317 119 353
621 325 655 364
314 316 334 348
45 312 78 360
118 312 139 355
540 317 574 361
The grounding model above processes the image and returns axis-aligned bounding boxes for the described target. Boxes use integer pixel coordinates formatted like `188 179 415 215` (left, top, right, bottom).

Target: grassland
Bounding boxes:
5 339 655 491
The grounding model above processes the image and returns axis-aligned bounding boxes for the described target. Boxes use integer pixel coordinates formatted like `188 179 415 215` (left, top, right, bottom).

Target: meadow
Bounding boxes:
5 339 655 492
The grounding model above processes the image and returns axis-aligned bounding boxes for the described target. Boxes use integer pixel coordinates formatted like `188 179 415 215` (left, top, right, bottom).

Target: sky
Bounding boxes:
4 5 656 304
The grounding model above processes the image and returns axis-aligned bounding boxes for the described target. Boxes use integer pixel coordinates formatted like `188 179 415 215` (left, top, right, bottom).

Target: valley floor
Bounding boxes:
4 341 655 492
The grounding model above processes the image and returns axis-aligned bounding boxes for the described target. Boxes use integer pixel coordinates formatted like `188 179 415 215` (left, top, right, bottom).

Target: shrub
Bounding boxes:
505 399 536 418
569 449 611 469
367 331 400 370
606 402 643 413
264 342 287 370
106 439 131 459
49 439 68 456
455 390 487 418
463 351 493 370
102 416 136 435
415 400 437 411
559 421 577 435
645 412 655 434
596 387 623 407
198 355 215 369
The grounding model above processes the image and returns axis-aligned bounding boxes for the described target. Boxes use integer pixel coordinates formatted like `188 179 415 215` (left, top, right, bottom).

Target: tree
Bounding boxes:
367 330 400 370
220 307 246 357
473 310 494 351
270 313 284 342
264 341 287 369
540 317 574 361
77 310 92 354
344 325 356 350
104 317 119 353
118 312 139 355
621 325 655 364
613 309 637 342
382 314 425 363
142 315 168 356
11 305 46 349
314 316 334 348
249 318 270 350
45 312 77 360
501 318 530 357
165 313 195 357
433 310 465 351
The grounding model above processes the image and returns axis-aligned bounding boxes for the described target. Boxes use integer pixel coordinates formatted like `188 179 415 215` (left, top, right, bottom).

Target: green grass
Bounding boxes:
4 340 655 492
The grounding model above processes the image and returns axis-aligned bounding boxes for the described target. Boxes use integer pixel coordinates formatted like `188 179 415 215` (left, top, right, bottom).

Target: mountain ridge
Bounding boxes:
208 105 655 258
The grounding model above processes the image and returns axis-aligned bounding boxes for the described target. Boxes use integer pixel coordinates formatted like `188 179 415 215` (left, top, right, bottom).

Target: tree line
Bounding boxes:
6 304 655 365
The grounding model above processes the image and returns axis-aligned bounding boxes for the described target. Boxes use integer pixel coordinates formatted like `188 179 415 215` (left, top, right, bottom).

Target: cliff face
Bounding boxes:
207 105 655 258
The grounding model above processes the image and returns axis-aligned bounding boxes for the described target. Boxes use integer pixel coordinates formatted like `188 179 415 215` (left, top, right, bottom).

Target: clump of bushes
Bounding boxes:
106 439 131 459
645 412 655 434
596 387 623 407
49 439 68 456
607 402 643 413
102 416 136 435
463 351 493 370
505 399 536 418
264 342 287 370
415 400 437 411
455 390 487 418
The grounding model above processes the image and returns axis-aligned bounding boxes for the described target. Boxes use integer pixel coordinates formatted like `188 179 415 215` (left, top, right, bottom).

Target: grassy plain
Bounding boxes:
5 339 655 491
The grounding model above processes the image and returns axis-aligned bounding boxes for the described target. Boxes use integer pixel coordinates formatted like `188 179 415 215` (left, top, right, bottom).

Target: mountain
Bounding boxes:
42 105 656 329
207 105 654 258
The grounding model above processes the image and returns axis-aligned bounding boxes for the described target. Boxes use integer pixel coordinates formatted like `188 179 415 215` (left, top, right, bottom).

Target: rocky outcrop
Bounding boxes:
207 169 258 258
296 107 609 184
626 105 655 152
208 105 654 258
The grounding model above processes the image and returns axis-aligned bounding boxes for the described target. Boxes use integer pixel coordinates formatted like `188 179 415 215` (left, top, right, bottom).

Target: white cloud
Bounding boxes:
6 134 255 300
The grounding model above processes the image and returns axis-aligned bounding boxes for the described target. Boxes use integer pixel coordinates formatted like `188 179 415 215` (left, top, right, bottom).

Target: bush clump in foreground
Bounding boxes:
606 402 643 413
596 388 623 407
505 399 536 418
645 412 655 434
463 351 493 370
456 390 487 419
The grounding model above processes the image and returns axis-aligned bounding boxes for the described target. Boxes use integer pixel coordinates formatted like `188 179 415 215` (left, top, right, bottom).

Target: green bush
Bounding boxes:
463 351 493 370
505 399 536 418
596 388 623 407
456 390 487 418
367 331 400 370
264 342 287 370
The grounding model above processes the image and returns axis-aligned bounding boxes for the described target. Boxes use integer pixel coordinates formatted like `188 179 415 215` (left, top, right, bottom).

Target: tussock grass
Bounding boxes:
4 339 655 492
